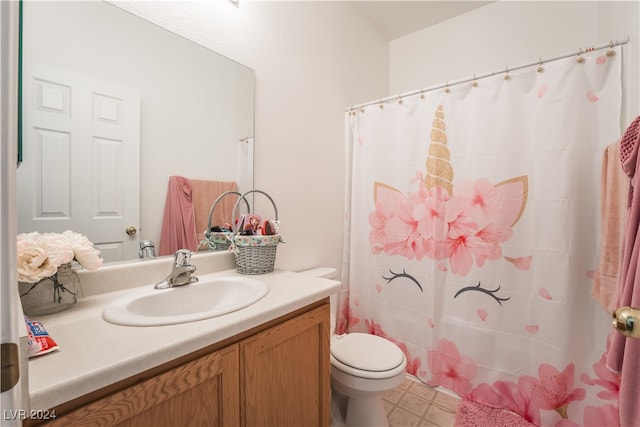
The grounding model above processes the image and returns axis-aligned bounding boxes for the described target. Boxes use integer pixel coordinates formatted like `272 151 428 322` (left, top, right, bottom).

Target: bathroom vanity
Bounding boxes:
21 252 340 426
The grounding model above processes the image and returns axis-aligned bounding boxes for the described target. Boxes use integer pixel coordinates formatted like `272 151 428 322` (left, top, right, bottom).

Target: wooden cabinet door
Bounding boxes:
47 345 239 427
241 304 330 427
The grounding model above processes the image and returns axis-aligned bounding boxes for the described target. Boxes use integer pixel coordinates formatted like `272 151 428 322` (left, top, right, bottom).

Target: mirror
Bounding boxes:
17 1 255 262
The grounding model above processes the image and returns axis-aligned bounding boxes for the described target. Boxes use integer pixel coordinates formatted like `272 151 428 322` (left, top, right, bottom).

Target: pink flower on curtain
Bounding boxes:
414 185 450 259
471 380 541 425
427 338 477 397
369 187 432 260
586 91 600 102
370 176 528 276
521 363 586 419
442 212 486 275
475 222 514 267
554 420 580 427
582 404 620 427
505 255 533 270
338 297 359 335
580 354 620 401
365 318 392 338
538 287 553 300
404 353 422 376
453 178 505 226
393 340 422 376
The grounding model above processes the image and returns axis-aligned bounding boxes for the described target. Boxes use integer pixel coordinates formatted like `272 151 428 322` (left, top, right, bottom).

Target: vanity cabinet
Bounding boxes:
241 302 330 426
32 300 330 427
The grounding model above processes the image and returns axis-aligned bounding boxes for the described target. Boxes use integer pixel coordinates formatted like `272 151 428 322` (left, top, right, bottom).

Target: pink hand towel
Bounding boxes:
593 141 629 313
190 180 238 245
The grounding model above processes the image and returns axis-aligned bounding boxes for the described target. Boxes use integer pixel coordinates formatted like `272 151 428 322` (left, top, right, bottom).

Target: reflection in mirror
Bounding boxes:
17 1 255 263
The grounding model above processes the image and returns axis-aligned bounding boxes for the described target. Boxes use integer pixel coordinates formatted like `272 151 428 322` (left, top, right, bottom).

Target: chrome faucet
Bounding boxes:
154 249 198 289
139 240 156 259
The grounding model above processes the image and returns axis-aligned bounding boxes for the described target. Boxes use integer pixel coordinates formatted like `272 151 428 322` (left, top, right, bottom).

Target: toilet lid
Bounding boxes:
331 333 404 372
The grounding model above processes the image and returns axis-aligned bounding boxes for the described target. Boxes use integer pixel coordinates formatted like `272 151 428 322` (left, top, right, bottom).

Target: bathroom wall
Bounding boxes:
112 0 639 276
390 1 640 126
110 0 390 273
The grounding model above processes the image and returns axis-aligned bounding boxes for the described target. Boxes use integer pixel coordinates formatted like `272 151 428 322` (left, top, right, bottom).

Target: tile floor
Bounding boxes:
382 377 460 427
331 376 460 427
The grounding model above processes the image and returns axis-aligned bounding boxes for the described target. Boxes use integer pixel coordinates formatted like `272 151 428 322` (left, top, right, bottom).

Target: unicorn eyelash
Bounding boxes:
454 282 511 306
382 268 423 292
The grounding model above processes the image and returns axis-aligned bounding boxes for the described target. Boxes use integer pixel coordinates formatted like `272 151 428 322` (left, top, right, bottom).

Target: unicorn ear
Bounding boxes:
373 181 402 203
495 176 529 227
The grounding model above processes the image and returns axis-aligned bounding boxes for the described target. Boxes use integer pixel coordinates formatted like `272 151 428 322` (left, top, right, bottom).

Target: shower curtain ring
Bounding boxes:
607 41 616 57
472 74 479 87
576 49 585 63
444 81 450 93
536 59 544 73
420 88 425 99
504 67 511 80
397 94 403 105
379 99 384 109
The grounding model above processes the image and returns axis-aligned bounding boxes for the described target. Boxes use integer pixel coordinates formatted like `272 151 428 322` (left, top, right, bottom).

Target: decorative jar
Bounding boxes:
19 263 79 316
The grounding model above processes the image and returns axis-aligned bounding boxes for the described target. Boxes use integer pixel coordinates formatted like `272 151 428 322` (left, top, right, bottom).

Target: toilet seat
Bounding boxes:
331 333 406 379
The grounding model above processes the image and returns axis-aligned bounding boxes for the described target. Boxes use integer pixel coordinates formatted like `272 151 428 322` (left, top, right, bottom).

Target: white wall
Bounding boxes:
112 1 639 275
111 0 389 272
390 1 639 126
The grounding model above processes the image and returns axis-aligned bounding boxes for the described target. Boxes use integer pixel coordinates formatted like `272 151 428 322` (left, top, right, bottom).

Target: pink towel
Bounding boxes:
605 115 640 427
190 180 238 245
593 141 629 313
158 176 198 256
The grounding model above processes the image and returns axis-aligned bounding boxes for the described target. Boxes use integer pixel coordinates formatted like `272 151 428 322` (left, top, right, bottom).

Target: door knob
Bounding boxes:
126 226 137 236
613 306 640 338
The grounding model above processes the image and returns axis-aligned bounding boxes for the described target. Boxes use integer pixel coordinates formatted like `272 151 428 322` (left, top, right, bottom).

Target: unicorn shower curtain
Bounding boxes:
342 48 622 427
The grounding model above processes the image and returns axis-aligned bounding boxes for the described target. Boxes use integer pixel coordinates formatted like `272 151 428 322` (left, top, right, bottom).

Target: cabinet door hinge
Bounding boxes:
1 343 20 392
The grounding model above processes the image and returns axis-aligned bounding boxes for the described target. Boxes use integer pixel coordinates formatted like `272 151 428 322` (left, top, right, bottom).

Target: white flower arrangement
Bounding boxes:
17 231 103 283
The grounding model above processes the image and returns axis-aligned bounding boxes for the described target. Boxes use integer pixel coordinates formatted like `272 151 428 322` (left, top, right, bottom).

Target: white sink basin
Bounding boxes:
102 274 269 326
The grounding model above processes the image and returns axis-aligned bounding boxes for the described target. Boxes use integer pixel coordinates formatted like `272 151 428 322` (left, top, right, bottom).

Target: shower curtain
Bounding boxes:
342 48 622 427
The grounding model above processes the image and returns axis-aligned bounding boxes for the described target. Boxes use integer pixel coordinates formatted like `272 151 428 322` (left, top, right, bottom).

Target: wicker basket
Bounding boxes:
230 190 284 274
203 191 250 251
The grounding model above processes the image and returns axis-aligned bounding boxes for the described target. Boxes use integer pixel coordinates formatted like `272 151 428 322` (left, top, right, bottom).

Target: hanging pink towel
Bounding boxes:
593 141 629 313
190 180 238 245
605 115 640 427
158 176 198 256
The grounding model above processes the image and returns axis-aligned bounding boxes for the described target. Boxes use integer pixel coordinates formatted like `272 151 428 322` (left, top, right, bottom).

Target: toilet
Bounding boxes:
300 268 407 427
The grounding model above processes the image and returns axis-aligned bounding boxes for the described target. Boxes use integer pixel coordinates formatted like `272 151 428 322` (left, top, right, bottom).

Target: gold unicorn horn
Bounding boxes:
424 105 454 195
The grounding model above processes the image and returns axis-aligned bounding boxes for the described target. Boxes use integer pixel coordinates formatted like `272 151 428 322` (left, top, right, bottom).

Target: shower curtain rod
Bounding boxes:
347 36 630 112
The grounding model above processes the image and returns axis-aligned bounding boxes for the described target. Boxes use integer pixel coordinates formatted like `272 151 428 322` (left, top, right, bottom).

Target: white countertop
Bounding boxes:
27 267 340 411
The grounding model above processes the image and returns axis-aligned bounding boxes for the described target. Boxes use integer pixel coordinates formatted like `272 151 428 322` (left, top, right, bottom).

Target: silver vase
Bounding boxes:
19 263 79 316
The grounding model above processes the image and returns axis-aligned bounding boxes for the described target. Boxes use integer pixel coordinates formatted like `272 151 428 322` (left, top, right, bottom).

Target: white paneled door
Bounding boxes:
18 63 140 261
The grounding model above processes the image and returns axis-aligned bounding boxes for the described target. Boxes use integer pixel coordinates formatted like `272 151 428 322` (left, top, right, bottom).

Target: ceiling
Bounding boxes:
354 1 494 40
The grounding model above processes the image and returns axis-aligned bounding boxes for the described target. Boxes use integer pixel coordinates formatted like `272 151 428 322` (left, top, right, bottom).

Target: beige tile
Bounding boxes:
388 406 420 427
417 416 448 427
407 381 438 401
383 386 406 404
424 405 456 427
383 398 396 414
384 378 461 427
432 391 460 411
398 392 430 417
398 378 413 389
